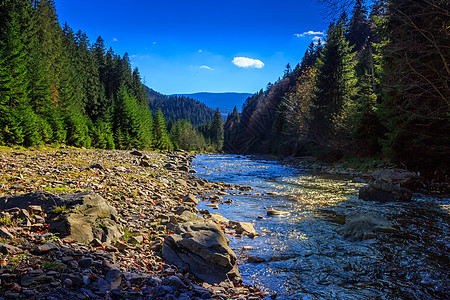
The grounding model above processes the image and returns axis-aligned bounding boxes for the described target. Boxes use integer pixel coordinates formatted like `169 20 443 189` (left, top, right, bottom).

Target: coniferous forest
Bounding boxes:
0 0 448 176
0 0 222 151
224 0 449 177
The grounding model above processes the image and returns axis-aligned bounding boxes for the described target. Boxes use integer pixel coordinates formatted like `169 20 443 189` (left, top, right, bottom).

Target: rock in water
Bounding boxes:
359 179 412 202
0 191 123 244
337 213 397 241
266 209 290 216
162 221 241 285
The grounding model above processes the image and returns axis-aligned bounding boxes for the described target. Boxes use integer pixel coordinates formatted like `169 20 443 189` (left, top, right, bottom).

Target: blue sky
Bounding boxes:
54 0 328 95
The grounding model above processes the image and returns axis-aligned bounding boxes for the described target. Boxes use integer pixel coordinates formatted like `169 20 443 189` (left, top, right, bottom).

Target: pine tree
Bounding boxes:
153 108 171 150
378 0 449 173
0 0 34 145
347 0 370 53
310 14 357 157
210 108 224 150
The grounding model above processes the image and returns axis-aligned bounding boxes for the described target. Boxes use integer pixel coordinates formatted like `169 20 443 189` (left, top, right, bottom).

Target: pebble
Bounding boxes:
0 149 267 300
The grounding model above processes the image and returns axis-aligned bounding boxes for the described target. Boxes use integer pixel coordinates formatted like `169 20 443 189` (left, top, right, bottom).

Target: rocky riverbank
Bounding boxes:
0 148 273 299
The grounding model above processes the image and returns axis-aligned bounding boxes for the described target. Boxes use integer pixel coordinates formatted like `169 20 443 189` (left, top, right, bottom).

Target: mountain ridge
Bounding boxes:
171 92 253 115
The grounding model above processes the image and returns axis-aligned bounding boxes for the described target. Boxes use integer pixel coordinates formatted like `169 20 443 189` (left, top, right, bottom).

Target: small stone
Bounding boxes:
67 261 79 269
183 194 198 205
33 215 45 224
35 243 59 254
0 228 13 238
130 150 143 156
63 278 73 288
78 258 93 268
112 240 128 251
97 278 110 294
106 269 122 289
139 160 150 167
90 238 103 247
27 205 43 214
22 290 35 297
88 163 104 170
129 235 143 244
168 275 187 290
0 243 23 255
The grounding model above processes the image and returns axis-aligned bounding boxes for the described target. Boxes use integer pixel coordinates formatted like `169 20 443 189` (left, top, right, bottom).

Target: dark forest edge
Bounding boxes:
0 0 224 153
223 0 449 181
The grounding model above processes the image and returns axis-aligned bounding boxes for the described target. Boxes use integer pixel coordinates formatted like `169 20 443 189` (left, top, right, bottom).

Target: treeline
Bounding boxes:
224 0 449 175
0 0 221 152
147 88 215 126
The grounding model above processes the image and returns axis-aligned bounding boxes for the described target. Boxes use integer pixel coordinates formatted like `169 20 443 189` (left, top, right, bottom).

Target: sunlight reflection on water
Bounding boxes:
192 154 450 300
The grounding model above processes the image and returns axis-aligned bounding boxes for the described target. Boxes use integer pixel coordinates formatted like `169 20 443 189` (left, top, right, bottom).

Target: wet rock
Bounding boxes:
247 256 266 263
162 221 241 285
210 213 229 225
337 213 397 241
267 209 290 216
229 221 258 237
359 179 412 202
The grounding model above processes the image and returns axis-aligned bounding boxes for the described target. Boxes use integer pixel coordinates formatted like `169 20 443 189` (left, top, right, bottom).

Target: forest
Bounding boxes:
0 0 224 152
224 0 449 177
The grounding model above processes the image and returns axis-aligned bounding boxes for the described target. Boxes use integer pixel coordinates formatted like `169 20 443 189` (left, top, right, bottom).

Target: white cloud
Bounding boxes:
153 41 156 45
113 38 118 42
312 36 322 42
294 30 325 38
199 65 214 70
198 49 203 53
232 57 264 69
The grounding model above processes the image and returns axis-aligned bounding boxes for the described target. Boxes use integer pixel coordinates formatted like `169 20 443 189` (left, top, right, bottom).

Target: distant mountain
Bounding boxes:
146 87 215 126
171 92 253 116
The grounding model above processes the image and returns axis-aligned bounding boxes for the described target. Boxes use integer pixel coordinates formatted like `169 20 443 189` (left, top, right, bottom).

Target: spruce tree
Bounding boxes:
310 14 357 156
153 108 171 150
211 108 224 150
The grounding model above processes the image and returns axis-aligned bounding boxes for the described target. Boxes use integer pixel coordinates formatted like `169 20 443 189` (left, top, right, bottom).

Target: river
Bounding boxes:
191 154 449 300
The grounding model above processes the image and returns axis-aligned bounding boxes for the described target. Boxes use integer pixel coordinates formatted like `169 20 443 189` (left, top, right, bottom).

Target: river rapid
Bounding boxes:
191 154 449 300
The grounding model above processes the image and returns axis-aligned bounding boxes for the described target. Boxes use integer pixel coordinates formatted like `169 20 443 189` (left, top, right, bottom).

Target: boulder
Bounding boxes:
162 221 241 285
359 180 412 202
337 213 397 241
229 221 258 237
210 213 229 225
0 191 123 244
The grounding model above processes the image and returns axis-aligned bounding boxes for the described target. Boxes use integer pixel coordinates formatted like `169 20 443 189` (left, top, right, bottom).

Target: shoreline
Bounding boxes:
0 147 273 299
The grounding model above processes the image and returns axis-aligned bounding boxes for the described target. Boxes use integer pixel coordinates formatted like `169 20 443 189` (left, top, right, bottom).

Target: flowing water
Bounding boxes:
192 154 450 300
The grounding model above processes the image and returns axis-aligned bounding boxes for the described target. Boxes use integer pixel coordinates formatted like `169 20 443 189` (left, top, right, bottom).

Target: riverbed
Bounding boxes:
192 154 450 299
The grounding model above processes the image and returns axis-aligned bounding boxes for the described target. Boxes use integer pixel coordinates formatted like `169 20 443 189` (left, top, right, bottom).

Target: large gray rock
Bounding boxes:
162 221 241 285
359 179 412 202
337 213 397 241
0 191 123 244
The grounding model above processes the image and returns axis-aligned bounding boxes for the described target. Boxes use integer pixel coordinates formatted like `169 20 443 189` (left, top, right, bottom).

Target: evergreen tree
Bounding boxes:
347 0 371 52
0 0 33 145
378 0 449 173
210 108 224 150
310 14 357 158
153 108 171 150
